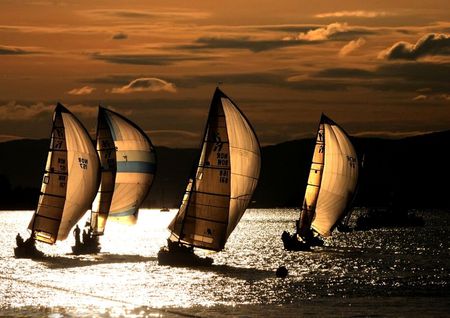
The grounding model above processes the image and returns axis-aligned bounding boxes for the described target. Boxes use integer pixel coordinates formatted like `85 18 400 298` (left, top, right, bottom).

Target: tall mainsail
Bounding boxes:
29 103 100 244
90 107 156 234
299 114 359 237
168 88 261 251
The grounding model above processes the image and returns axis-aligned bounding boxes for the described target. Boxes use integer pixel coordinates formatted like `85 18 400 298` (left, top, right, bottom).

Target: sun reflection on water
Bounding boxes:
0 209 449 316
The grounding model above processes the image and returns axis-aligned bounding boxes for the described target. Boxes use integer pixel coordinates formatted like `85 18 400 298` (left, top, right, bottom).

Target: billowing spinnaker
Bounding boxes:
311 119 358 236
169 88 260 251
29 104 100 243
222 98 261 238
102 108 156 224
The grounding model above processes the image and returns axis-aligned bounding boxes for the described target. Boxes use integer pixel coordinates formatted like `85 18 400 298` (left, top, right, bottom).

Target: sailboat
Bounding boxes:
14 103 100 258
72 107 156 254
282 114 359 251
158 87 261 266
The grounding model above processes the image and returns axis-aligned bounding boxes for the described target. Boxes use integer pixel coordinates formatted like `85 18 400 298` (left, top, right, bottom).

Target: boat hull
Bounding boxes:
157 248 213 267
14 244 45 259
71 242 101 255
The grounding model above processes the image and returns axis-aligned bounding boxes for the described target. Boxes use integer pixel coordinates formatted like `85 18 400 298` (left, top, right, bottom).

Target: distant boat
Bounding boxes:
158 88 261 266
89 107 156 235
282 114 359 251
15 103 100 258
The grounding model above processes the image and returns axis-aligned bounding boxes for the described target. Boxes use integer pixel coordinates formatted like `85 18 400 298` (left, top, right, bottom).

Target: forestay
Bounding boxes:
91 107 156 231
29 103 100 244
168 88 261 251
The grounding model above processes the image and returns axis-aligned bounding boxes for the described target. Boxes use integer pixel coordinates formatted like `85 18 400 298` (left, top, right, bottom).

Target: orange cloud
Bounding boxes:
315 11 391 18
339 37 366 56
287 22 349 41
111 78 177 94
67 86 96 95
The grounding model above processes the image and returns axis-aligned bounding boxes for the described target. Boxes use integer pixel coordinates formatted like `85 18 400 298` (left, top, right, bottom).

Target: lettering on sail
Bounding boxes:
217 152 229 183
78 157 88 169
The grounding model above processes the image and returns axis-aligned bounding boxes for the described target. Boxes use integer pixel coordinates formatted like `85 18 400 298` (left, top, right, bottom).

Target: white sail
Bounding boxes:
91 107 156 230
29 103 100 244
305 115 359 236
168 88 261 251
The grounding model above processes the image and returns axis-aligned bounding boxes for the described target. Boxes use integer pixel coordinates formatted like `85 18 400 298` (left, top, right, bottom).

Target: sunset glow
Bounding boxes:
0 1 449 147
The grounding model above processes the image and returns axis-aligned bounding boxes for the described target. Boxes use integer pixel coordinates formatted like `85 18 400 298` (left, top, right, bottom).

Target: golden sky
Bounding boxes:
0 0 449 146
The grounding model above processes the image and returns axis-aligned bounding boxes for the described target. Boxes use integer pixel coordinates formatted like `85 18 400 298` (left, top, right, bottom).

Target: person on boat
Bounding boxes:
82 228 88 245
73 224 81 246
16 233 24 247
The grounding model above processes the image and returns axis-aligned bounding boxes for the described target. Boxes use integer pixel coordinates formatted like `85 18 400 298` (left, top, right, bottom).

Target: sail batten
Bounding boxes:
168 88 261 251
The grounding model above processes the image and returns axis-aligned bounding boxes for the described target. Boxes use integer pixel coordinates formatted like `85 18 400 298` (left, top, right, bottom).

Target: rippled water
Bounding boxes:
1 209 449 317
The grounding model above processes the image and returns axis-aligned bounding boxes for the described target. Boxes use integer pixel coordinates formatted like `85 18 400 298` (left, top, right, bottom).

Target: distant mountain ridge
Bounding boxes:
1 130 449 210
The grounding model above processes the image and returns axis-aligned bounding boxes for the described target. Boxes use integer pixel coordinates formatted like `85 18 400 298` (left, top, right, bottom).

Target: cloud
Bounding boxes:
287 22 350 41
379 33 450 60
111 78 176 94
315 11 391 18
84 9 209 20
181 36 317 52
0 101 96 120
112 32 128 40
0 101 53 120
412 95 427 101
412 93 450 101
0 45 36 55
91 52 210 65
339 37 366 56
313 67 374 78
67 86 96 95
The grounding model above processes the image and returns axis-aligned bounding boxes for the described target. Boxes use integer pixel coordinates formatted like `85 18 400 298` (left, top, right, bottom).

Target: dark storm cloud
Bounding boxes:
179 36 316 52
380 33 450 60
311 62 450 93
0 45 36 55
90 52 211 65
112 32 128 40
313 68 375 79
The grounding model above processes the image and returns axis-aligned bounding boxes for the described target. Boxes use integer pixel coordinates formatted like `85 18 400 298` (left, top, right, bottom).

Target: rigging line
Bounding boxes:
0 274 204 318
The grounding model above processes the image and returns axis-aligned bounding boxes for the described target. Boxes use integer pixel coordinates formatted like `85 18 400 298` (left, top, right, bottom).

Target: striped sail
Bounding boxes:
168 88 261 251
91 107 156 231
29 103 100 244
300 114 359 237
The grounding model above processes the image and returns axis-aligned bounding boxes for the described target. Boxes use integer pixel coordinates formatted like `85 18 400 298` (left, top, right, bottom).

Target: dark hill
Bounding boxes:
1 130 449 210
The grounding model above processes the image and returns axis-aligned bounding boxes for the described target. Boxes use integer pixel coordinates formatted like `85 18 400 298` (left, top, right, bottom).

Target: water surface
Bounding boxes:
1 209 449 317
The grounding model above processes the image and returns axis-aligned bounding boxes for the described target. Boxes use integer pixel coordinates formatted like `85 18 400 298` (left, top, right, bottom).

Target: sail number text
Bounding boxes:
217 152 229 183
